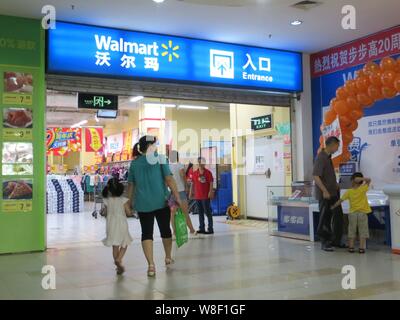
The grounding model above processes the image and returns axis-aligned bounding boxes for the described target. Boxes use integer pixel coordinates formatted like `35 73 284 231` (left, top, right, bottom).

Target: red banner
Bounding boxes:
311 25 400 78
46 127 82 156
85 127 104 152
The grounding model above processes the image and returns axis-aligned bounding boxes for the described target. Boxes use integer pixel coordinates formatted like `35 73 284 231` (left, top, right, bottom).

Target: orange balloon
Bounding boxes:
357 92 374 107
381 70 396 88
363 61 380 75
356 76 370 92
394 74 400 92
344 79 358 96
355 69 366 78
367 84 384 100
332 100 349 116
342 132 354 144
380 57 397 71
396 57 400 73
347 121 358 132
348 108 364 121
336 86 348 100
342 152 351 163
324 109 337 125
332 155 344 168
382 86 397 99
369 71 382 87
339 115 352 128
346 96 361 110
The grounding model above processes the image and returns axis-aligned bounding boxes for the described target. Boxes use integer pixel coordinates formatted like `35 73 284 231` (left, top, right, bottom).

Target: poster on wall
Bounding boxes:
106 133 124 154
131 128 139 148
46 128 82 156
350 111 400 189
85 127 104 152
321 117 343 158
255 155 265 172
123 130 133 158
273 150 284 172
2 179 33 213
3 72 33 105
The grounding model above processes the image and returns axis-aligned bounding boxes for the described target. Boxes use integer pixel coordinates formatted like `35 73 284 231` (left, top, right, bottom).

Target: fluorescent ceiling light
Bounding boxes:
153 0 165 3
291 20 303 26
130 95 144 102
144 103 176 108
178 105 209 110
71 120 88 128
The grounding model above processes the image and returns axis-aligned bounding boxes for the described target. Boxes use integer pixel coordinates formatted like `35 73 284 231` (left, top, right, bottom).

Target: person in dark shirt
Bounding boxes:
313 136 345 251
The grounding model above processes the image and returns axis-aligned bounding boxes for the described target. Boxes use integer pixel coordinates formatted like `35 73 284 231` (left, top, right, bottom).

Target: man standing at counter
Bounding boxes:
313 136 344 251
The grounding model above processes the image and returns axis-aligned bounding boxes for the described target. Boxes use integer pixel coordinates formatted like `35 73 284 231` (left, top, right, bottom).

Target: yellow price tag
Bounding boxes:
2 200 33 213
3 129 33 140
3 93 33 105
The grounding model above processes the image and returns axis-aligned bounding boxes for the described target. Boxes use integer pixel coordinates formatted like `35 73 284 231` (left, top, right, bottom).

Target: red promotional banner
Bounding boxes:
85 127 104 152
46 127 82 156
311 25 400 78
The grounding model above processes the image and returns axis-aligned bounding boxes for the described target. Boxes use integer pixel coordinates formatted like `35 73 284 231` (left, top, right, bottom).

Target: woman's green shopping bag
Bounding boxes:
174 209 188 248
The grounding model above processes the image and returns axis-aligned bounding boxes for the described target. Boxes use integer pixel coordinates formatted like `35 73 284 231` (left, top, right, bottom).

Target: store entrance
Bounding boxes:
45 92 237 248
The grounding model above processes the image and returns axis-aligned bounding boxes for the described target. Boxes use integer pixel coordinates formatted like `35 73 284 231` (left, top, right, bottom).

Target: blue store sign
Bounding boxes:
278 206 310 235
47 22 302 92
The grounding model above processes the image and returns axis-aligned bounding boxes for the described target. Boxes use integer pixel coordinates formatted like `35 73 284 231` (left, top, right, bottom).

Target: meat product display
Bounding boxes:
4 72 33 93
2 181 32 200
4 109 33 128
3 181 17 196
8 182 33 200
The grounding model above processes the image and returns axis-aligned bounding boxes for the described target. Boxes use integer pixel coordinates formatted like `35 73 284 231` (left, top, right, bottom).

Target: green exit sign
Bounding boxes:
251 114 272 131
78 93 118 110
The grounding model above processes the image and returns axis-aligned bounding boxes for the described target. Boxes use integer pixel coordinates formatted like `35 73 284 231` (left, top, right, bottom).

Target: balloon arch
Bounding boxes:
319 56 400 168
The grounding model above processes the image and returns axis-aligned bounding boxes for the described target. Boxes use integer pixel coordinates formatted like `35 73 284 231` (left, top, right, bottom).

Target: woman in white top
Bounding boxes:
168 151 197 236
102 178 133 275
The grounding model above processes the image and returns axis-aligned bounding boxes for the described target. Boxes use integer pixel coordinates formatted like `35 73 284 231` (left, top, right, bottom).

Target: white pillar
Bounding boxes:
382 185 400 255
292 53 313 182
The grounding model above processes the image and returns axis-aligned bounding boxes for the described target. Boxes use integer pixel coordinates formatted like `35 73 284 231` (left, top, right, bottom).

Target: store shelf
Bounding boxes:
97 160 132 165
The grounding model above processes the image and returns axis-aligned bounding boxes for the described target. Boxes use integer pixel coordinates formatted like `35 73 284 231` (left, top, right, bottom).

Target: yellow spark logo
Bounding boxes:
161 40 180 62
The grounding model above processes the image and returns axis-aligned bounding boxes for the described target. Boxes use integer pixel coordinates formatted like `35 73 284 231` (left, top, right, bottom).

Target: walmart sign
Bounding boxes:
47 22 302 92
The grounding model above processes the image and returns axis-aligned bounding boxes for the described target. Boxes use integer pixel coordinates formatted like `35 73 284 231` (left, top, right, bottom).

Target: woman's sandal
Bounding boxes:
348 248 355 253
359 249 366 254
165 258 175 266
147 264 156 277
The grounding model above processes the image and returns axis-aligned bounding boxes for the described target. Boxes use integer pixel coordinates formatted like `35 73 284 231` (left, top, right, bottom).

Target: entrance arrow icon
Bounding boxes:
104 100 111 105
218 64 226 75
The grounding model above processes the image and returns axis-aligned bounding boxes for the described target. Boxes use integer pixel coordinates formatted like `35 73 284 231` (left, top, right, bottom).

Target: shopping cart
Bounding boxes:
92 181 106 219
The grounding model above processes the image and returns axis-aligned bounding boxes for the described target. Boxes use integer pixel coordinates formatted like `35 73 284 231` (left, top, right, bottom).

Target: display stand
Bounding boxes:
269 185 391 244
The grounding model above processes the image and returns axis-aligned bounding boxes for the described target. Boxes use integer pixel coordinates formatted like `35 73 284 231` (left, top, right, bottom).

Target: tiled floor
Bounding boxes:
1 206 400 300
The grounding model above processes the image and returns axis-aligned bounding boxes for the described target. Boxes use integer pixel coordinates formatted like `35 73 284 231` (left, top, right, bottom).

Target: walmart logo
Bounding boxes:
161 40 180 62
